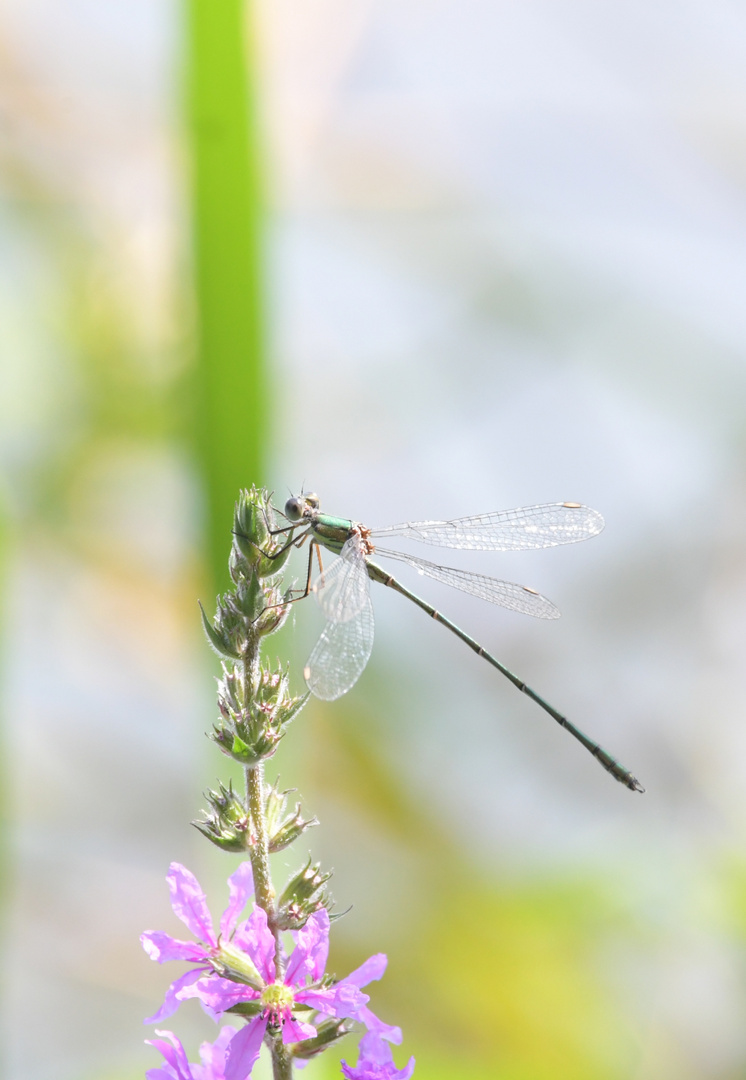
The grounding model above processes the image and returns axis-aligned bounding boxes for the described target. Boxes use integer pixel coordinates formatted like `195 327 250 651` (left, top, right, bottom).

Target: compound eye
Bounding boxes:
305 492 320 509
284 497 303 522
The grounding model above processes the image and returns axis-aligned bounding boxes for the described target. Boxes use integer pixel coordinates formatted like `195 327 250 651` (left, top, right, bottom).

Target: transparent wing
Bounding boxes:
371 502 604 551
304 598 374 701
304 536 375 701
375 548 560 619
312 537 370 622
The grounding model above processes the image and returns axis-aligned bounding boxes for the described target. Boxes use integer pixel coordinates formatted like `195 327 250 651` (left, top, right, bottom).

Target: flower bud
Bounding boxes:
232 488 296 580
264 778 318 853
254 666 309 727
289 1018 353 1060
277 858 333 929
210 723 279 767
253 589 291 636
200 600 243 660
232 488 270 567
213 940 264 991
217 663 242 715
210 661 310 765
224 1000 264 1018
280 857 333 904
193 781 251 852
231 572 268 623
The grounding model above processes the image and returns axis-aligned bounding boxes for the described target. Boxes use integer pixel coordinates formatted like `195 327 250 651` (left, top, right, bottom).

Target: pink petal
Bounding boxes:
198 1024 238 1067
281 1016 317 1043
285 909 329 986
220 863 254 940
178 973 256 1018
344 953 387 988
296 982 368 1019
145 1030 192 1080
145 967 208 1024
355 1005 402 1045
341 1032 415 1079
141 930 208 964
146 1069 175 1080
341 1032 416 1080
195 1025 238 1079
233 905 275 983
225 1017 267 1080
357 1031 392 1065
167 863 217 947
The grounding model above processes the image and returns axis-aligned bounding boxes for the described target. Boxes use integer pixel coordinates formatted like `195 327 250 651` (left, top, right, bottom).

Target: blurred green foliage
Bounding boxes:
185 0 268 590
2 185 182 539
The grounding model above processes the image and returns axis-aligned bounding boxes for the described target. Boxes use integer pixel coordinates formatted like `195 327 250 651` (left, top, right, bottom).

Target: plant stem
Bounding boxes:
242 630 292 1077
245 762 273 913
270 1037 294 1080
243 632 275 921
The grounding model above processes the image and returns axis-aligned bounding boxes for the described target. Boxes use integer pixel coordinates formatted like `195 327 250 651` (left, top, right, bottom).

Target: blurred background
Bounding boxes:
2 1 746 1078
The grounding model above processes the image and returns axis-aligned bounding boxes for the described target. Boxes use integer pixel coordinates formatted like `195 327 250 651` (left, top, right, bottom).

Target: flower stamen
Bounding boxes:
260 982 296 1027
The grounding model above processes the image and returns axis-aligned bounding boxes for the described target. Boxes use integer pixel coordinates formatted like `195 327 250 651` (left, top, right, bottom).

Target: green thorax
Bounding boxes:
310 513 355 554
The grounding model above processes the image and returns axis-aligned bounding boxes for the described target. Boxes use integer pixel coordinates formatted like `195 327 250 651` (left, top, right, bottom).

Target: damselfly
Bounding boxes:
274 493 643 793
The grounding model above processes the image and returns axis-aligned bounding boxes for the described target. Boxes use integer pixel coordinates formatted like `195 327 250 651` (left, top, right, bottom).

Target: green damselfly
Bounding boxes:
276 492 643 793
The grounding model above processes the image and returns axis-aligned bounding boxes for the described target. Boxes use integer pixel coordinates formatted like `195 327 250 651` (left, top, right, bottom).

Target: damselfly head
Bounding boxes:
284 492 320 521
284 497 304 521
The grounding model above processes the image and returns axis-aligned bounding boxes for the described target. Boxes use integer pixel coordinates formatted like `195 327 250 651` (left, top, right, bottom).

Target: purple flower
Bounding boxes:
145 1027 237 1080
141 861 255 1023
180 906 400 1080
341 1032 415 1080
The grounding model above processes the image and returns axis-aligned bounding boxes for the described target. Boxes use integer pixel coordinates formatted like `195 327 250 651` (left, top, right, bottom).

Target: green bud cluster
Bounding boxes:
193 780 249 852
199 567 288 660
231 488 294 578
197 487 335 943
200 487 294 663
265 778 318 853
277 856 334 930
195 776 319 857
210 662 309 766
199 488 309 771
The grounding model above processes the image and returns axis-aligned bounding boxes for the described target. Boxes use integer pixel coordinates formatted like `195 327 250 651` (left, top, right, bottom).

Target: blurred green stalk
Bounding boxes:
184 0 268 588
0 512 7 1080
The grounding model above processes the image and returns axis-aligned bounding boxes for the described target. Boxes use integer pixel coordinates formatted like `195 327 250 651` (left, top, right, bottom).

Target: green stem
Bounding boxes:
242 630 292 1077
242 632 274 916
270 1037 294 1080
245 761 273 914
